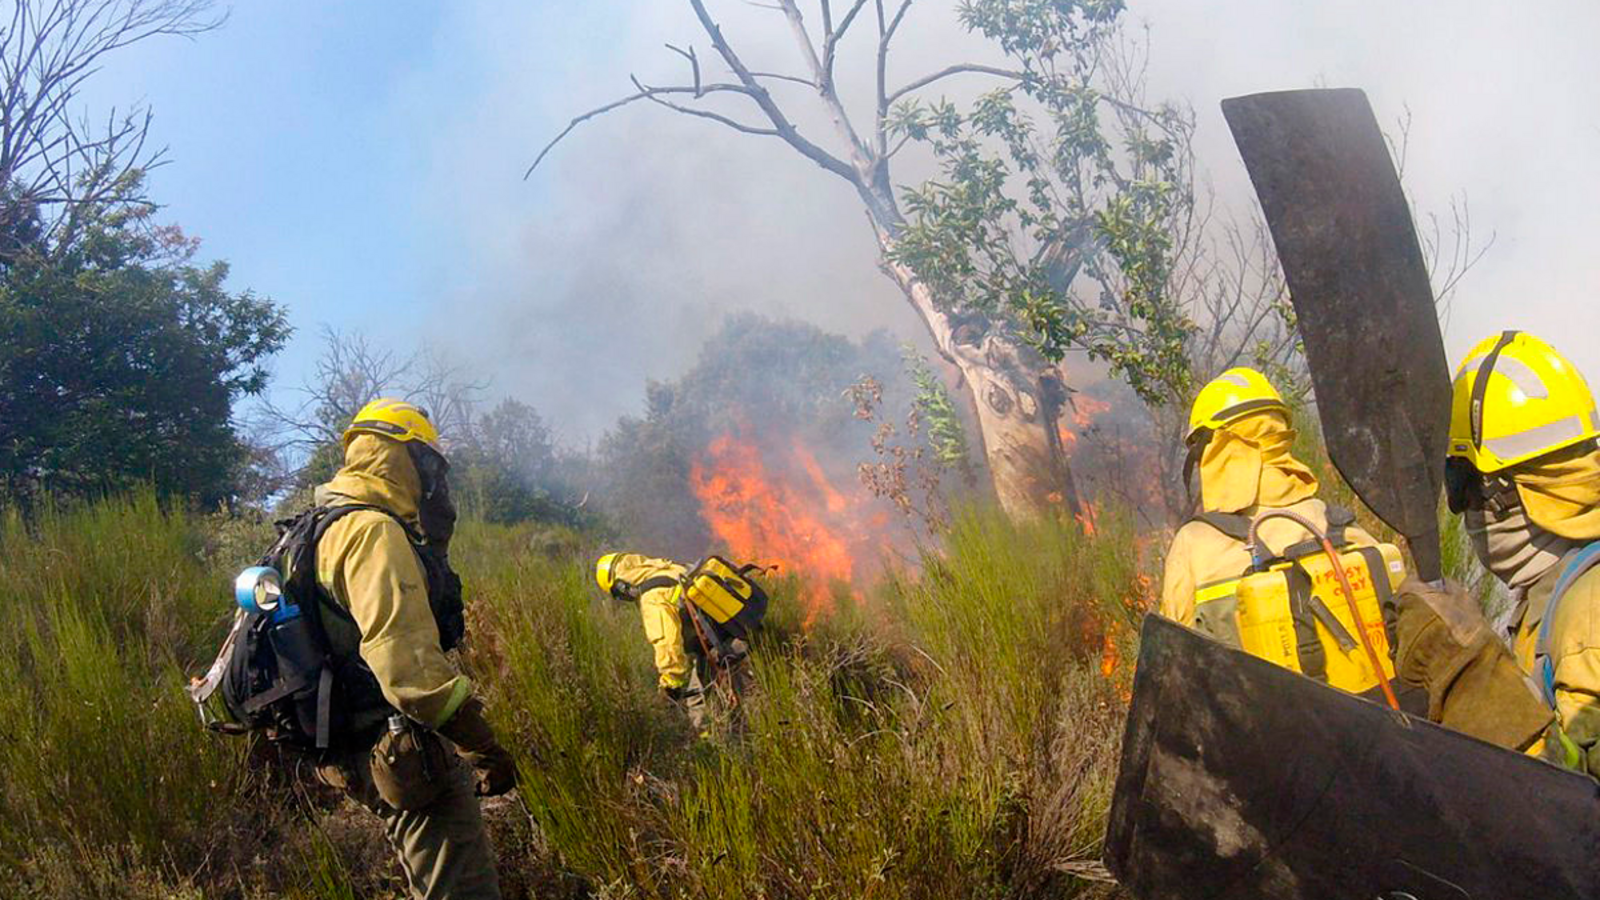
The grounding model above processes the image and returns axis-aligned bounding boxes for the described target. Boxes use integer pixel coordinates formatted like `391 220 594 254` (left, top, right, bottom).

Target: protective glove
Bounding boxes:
1390 577 1552 750
436 696 517 797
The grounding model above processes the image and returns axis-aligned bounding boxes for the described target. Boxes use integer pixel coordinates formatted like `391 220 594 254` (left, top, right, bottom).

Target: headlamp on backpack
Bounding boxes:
236 566 298 622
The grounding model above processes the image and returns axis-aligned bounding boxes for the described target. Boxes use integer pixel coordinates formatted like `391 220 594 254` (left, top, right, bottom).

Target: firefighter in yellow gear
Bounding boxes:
312 399 514 900
1160 367 1382 643
596 553 732 732
1405 331 1600 775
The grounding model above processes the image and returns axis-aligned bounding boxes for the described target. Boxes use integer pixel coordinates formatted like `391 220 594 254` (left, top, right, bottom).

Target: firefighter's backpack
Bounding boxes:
1193 507 1406 698
189 504 464 749
680 555 769 640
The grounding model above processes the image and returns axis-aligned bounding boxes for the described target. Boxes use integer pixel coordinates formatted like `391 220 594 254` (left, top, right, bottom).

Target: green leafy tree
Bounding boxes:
532 0 1200 519
454 398 586 525
0 175 289 506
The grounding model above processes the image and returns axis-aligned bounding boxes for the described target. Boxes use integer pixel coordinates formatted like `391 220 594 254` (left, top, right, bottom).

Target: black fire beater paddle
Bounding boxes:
1104 616 1600 899
1221 87 1452 582
1103 89 1600 899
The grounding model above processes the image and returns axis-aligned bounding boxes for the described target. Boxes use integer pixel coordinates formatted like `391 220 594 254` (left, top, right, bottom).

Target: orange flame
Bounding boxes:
1075 500 1101 537
1100 628 1120 679
1058 395 1111 458
1100 623 1133 702
688 431 870 622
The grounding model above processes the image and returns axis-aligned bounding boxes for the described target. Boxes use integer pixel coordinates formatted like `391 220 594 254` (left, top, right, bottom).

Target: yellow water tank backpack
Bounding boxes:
628 555 770 644
680 556 769 636
1190 506 1406 701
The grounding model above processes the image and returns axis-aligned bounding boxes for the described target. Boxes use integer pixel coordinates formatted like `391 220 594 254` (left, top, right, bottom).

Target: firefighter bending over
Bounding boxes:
595 553 766 734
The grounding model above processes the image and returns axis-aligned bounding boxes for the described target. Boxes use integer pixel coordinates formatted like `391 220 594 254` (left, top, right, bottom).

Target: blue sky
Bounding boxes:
84 4 614 419
84 0 1600 441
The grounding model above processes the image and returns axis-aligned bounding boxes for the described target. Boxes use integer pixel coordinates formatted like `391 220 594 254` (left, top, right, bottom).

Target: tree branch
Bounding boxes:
630 74 779 137
886 63 1024 107
777 0 870 161
884 0 913 42
526 77 760 178
824 0 871 84
745 69 816 88
686 0 857 181
664 42 700 95
872 0 913 156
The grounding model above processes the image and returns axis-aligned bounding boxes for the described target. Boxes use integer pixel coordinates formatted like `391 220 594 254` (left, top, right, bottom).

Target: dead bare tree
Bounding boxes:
0 0 222 259
254 327 487 488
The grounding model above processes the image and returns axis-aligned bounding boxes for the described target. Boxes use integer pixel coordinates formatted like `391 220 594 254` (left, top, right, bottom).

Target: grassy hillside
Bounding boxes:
0 494 1145 899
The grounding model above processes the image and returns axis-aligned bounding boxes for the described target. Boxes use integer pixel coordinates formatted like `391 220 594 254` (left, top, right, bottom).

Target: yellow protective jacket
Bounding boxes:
1511 562 1600 776
1160 497 1379 644
611 554 693 690
312 433 472 729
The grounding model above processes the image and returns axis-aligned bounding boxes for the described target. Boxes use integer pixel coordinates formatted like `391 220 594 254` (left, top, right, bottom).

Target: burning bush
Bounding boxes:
594 315 927 601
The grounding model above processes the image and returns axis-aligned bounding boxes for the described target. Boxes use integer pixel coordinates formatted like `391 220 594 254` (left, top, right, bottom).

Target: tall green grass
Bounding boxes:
0 496 1140 898
459 506 1137 899
0 493 265 897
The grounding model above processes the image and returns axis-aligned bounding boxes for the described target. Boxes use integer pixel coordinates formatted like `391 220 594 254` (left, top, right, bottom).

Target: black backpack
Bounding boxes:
190 504 464 750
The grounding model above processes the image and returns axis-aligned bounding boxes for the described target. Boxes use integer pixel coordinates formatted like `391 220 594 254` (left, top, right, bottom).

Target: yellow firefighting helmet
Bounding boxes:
343 398 444 456
595 553 620 595
1187 367 1287 442
1449 331 1600 474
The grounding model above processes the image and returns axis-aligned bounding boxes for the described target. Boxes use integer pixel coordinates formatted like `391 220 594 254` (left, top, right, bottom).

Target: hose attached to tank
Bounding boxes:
1248 509 1401 711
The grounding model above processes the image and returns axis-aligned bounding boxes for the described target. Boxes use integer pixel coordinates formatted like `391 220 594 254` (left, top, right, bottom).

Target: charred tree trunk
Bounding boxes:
879 240 1082 519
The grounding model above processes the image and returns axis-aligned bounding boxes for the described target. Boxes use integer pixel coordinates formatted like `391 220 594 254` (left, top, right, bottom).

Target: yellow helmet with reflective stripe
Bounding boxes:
1449 331 1600 473
344 398 443 455
1187 367 1287 441
595 553 620 594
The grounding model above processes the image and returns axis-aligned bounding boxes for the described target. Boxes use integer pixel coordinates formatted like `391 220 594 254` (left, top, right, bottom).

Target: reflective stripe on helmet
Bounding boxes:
1463 352 1551 402
348 418 409 437
1470 331 1520 453
1214 398 1284 426
1482 415 1593 463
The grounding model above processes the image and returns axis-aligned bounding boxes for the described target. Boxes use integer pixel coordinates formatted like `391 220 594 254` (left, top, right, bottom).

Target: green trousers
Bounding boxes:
319 740 502 900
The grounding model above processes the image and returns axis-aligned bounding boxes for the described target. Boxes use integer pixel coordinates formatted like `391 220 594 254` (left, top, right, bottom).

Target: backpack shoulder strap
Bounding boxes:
1189 511 1252 543
313 503 408 543
634 575 681 594
290 504 400 625
1536 542 1600 706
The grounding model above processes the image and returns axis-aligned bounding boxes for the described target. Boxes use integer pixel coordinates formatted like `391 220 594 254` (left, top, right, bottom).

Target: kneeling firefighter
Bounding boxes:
1394 331 1600 772
595 553 766 733
1160 368 1411 706
192 399 515 900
